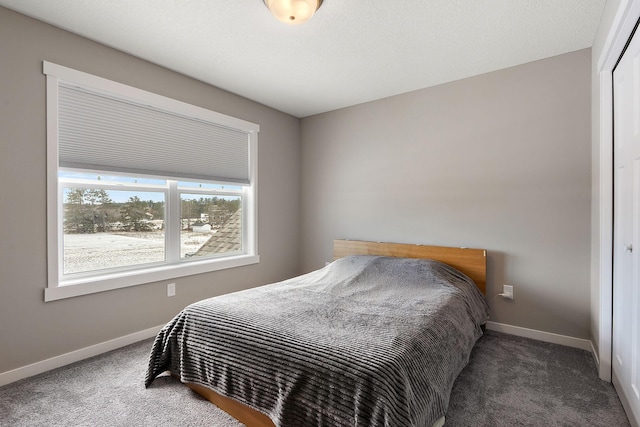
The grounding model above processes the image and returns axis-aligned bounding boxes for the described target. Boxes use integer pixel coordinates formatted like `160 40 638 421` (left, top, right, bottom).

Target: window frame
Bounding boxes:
44 62 259 302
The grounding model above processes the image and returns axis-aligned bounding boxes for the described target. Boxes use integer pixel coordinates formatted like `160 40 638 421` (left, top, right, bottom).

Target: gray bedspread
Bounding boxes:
145 255 489 427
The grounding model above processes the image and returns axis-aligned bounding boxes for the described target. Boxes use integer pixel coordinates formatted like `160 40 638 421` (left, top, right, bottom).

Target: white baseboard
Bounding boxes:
0 324 164 387
590 340 601 367
485 321 593 352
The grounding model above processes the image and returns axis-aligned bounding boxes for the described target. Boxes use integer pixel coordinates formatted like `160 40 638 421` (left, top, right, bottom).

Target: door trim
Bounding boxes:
597 0 640 382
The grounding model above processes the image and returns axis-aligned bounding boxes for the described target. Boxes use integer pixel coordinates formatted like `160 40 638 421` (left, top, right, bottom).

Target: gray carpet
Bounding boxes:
445 331 630 426
0 330 630 426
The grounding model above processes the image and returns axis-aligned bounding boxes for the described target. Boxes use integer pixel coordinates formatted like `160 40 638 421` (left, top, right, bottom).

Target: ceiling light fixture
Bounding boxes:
264 0 323 25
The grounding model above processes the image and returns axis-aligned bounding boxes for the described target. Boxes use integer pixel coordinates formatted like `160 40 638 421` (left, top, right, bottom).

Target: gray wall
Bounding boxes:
300 49 592 339
0 7 301 374
0 4 596 377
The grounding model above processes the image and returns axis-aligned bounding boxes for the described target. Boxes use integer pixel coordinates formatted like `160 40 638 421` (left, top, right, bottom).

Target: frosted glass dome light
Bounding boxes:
264 0 323 25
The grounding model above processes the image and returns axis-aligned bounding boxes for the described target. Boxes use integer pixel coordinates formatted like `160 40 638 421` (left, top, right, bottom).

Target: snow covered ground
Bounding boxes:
63 231 212 274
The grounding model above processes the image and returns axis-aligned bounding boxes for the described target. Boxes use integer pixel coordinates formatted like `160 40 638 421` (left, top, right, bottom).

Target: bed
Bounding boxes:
145 240 490 427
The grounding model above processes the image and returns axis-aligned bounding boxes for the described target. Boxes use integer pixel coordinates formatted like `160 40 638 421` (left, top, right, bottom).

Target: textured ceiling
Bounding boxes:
0 0 606 118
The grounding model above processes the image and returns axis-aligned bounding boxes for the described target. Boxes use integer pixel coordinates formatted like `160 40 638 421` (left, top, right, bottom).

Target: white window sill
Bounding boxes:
44 254 259 302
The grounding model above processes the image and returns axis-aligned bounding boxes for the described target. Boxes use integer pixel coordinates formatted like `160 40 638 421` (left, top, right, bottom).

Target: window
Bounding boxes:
44 62 259 301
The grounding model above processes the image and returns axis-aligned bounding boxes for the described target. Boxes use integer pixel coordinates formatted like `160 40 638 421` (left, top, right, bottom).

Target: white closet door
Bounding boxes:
613 24 640 427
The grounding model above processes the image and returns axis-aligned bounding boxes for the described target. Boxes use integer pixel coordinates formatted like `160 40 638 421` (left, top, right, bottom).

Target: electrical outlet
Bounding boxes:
167 282 176 297
502 284 514 300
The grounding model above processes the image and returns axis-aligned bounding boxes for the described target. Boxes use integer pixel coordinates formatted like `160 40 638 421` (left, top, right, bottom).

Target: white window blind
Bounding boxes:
57 82 251 184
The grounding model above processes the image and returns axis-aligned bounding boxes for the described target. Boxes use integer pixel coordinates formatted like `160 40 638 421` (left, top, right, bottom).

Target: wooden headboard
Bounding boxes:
333 240 487 294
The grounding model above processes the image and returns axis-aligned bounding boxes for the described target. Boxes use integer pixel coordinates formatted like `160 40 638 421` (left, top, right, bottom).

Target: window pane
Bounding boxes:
62 188 166 275
180 194 242 258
